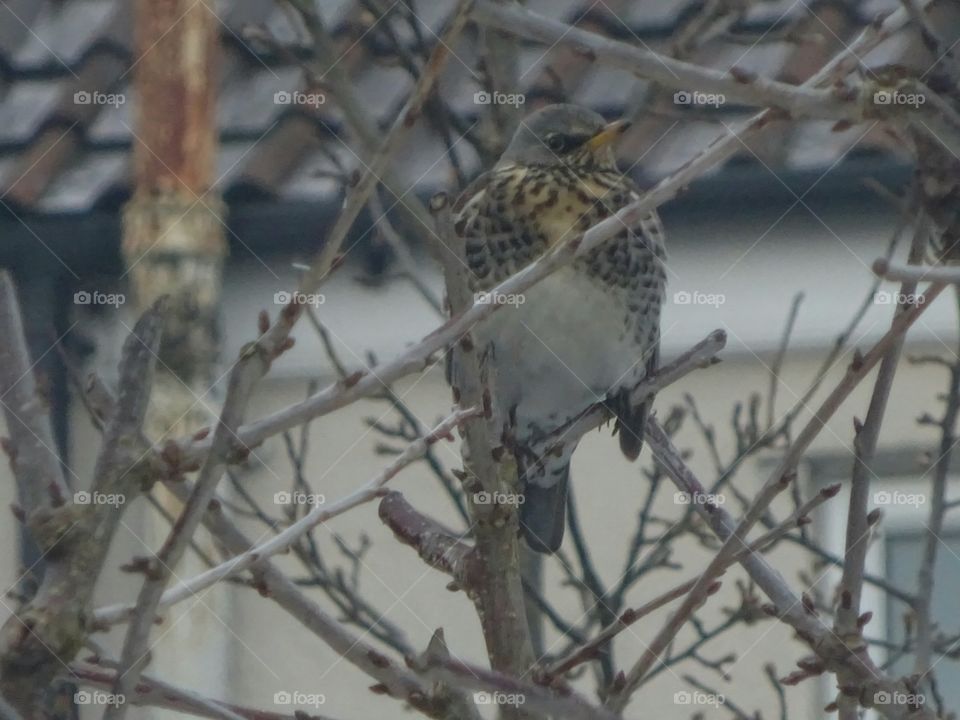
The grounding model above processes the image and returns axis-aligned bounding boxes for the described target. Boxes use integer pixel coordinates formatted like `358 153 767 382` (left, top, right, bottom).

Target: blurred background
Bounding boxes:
1 0 960 718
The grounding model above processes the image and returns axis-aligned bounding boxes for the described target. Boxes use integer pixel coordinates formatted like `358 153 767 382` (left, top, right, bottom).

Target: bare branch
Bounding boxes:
378 492 473 580
423 659 624 720
108 325 277 716
834 217 929 712
874 258 960 284
767 292 804 430
0 300 165 715
0 271 69 515
470 0 951 130
471 2 837 115
643 420 936 720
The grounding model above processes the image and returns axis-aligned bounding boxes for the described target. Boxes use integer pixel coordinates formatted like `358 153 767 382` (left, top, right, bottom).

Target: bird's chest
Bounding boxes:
477 267 637 433
511 172 624 245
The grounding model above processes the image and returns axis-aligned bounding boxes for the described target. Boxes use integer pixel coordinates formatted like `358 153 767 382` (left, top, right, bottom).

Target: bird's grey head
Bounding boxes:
499 104 630 170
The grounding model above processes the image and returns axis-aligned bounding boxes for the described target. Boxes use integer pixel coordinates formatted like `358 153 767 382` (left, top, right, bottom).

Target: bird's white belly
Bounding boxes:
476 268 638 436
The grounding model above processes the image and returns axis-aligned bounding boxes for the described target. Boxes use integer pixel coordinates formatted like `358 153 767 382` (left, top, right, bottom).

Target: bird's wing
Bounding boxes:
456 166 549 294
445 169 517 388
452 167 496 215
613 192 668 461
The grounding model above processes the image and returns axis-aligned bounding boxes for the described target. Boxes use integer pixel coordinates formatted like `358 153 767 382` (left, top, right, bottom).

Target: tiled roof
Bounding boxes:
0 0 933 217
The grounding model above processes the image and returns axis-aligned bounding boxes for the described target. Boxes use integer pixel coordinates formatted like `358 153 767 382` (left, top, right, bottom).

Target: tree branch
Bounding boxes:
0 271 69 516
834 215 929 714
0 300 165 716
643 420 936 720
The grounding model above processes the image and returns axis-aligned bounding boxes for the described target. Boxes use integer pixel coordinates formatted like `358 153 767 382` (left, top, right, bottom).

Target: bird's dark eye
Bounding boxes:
546 134 568 153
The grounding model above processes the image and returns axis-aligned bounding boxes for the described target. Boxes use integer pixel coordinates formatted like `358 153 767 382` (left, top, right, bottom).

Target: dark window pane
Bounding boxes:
885 530 960 708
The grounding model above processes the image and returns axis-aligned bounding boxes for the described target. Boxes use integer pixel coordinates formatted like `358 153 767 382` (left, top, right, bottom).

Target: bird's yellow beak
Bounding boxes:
585 119 632 151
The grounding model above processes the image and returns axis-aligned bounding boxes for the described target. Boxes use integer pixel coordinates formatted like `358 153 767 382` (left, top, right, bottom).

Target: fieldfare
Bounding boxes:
451 103 667 553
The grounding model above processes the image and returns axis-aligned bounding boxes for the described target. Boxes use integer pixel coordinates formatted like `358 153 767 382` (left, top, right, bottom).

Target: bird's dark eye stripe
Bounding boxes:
546 133 591 152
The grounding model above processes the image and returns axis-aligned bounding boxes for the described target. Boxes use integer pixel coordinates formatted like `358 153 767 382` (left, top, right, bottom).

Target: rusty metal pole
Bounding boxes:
123 0 226 440
120 0 231 703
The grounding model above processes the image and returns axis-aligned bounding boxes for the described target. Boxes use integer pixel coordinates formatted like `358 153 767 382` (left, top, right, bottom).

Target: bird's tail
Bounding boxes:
615 399 649 461
519 460 570 554
612 384 651 461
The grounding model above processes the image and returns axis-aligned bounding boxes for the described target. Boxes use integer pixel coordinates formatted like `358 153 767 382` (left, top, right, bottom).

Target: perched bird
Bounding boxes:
451 103 667 553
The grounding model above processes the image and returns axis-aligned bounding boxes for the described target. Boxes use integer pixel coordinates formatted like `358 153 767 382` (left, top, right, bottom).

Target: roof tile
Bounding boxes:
0 0 941 214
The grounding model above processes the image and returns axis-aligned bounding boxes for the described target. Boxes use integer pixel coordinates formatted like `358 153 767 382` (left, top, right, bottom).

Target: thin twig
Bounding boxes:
914 291 960 678
0 271 70 514
767 292 804 430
